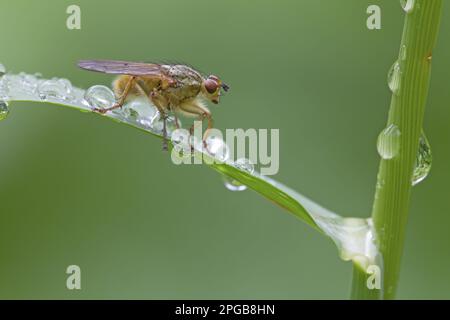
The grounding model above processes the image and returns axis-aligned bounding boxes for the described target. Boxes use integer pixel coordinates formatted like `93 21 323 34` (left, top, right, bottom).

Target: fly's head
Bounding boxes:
201 75 230 104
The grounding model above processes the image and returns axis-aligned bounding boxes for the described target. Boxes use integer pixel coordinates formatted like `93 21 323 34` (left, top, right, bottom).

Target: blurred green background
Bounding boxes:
0 0 449 299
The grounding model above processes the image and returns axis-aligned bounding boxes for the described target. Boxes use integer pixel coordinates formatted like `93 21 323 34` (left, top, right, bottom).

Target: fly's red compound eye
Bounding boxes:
204 78 219 94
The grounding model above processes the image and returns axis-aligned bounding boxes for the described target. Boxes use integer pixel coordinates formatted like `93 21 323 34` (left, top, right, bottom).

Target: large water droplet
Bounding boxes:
121 97 156 124
171 128 192 159
84 85 115 111
377 124 401 159
147 111 179 135
387 61 402 94
400 0 415 13
205 135 230 162
39 78 73 101
149 113 164 132
223 176 247 192
412 131 432 186
0 100 9 120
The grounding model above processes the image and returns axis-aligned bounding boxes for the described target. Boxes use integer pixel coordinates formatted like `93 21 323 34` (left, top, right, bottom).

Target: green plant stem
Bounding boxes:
350 263 380 300
351 0 443 299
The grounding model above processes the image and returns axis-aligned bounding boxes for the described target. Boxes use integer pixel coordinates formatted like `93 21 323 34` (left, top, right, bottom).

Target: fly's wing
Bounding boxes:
77 60 165 76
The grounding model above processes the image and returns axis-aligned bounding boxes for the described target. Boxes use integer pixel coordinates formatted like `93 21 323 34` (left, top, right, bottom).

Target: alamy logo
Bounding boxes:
170 121 280 176
66 265 81 290
66 5 81 30
366 264 381 290
367 5 381 30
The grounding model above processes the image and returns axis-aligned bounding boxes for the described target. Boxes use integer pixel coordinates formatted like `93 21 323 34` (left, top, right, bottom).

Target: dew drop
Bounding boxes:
377 124 401 160
205 135 230 162
234 158 255 174
400 0 415 13
148 112 179 135
376 172 385 190
399 45 407 61
189 134 205 153
0 100 9 120
171 128 190 146
1 74 21 97
171 128 192 159
39 78 73 101
84 85 115 111
136 117 152 129
223 176 247 192
412 131 432 186
1 73 37 96
166 117 179 135
58 78 74 100
149 113 164 133
19 72 40 93
120 97 157 126
387 61 402 94
223 158 255 192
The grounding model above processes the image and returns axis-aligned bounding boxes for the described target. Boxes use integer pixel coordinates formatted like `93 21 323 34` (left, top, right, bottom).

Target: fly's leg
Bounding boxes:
200 112 214 142
93 76 136 114
133 82 170 151
178 99 214 152
162 116 168 151
174 113 180 129
149 88 170 151
188 112 213 146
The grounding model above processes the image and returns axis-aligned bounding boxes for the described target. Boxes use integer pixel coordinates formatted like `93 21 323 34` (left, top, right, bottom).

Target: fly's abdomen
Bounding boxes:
112 75 159 99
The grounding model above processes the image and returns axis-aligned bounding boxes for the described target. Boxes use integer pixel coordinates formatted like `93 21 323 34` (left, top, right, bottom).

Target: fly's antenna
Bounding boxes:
221 83 230 92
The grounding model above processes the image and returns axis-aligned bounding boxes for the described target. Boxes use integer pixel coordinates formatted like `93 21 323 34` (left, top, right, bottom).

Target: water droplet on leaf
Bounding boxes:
149 113 164 132
0 100 9 120
377 124 401 159
120 97 157 126
223 176 247 192
165 116 179 135
223 158 255 192
147 112 178 135
400 0 415 13
171 128 192 159
234 158 255 174
412 131 432 186
84 85 115 111
387 61 402 94
19 72 40 93
39 78 73 101
399 45 407 61
58 78 74 100
205 135 230 162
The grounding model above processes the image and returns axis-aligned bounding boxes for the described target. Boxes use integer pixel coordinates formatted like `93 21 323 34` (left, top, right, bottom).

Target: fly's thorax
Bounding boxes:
162 64 203 102
162 64 202 81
